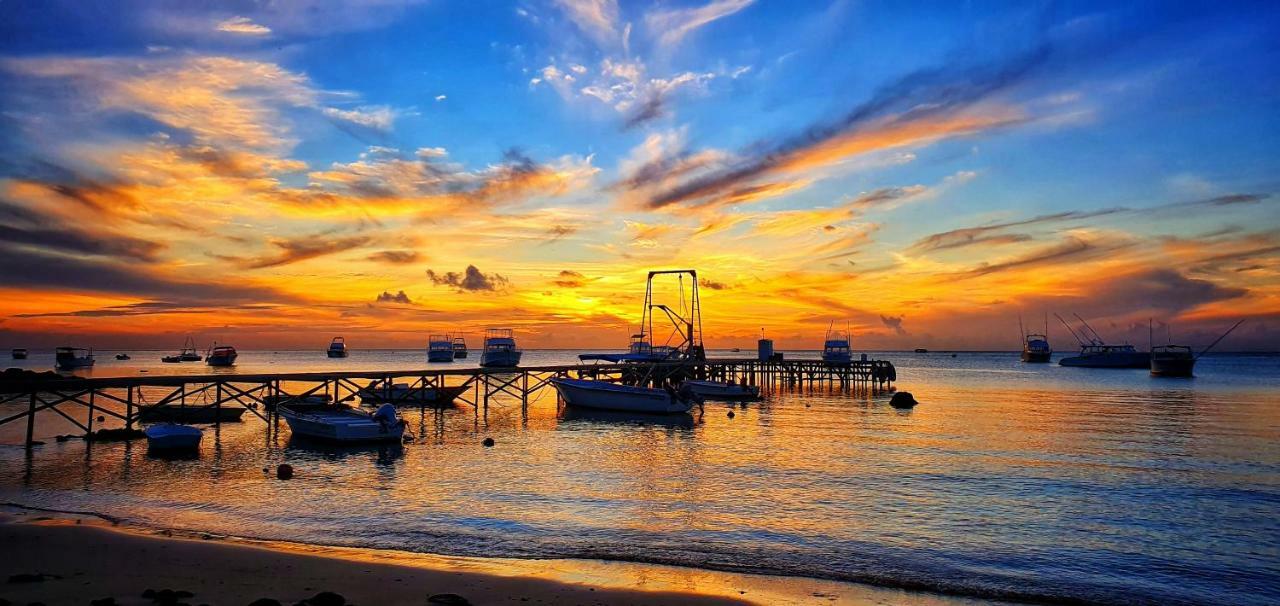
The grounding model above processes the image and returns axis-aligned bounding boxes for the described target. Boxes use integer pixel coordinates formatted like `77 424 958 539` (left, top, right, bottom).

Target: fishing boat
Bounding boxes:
914 348 929 354
551 377 699 414
327 336 348 358
205 344 237 367
452 336 468 359
178 336 202 362
480 328 522 367
280 403 406 443
357 381 468 406
682 379 760 401
143 423 203 451
115 353 130 360
161 355 182 363
1055 314 1148 368
427 334 455 363
11 348 27 360
139 405 247 423
1019 315 1053 363
54 347 95 370
821 323 853 364
1149 319 1244 378
581 270 707 366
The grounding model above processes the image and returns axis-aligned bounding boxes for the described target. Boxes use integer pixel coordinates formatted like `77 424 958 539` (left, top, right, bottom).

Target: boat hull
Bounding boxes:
1151 358 1196 377
1059 352 1150 368
327 350 348 358
481 350 522 367
206 353 237 366
822 353 852 364
683 380 760 401
280 407 405 443
55 358 95 370
551 378 693 414
1021 351 1052 363
427 350 455 363
358 384 468 406
144 425 203 450
139 406 247 423
453 351 468 359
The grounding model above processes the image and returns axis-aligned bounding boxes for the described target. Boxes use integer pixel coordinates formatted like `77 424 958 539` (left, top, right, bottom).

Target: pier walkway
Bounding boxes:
0 358 896 446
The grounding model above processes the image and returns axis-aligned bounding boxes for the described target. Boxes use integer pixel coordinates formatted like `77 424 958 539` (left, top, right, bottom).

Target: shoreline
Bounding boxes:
0 505 995 606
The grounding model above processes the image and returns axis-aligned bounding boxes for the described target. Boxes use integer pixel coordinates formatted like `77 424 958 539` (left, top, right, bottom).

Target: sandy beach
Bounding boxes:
0 509 987 606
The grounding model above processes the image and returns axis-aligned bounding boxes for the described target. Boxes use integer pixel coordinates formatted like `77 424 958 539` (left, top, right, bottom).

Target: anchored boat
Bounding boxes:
428 334 455 363
452 336 468 359
178 336 202 362
1019 314 1053 363
480 328 522 367
1149 319 1244 378
54 347 95 370
1055 314 1149 369
357 381 468 406
327 336 349 358
144 423 203 451
205 344 238 367
821 322 853 364
280 403 406 443
551 377 699 414
11 348 27 360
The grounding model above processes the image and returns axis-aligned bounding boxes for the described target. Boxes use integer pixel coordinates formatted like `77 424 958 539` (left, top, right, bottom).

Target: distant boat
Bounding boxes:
821 322 852 364
1055 314 1148 368
427 334 454 363
1019 314 1053 363
480 328 522 367
178 336 202 362
551 377 699 414
205 344 237 367
144 423 203 451
327 336 348 358
682 379 759 401
11 348 27 360
452 336 468 359
731 347 741 353
139 405 246 423
914 348 929 354
1149 319 1244 378
115 353 130 360
280 403 406 443
357 382 468 406
161 355 182 363
54 347 94 370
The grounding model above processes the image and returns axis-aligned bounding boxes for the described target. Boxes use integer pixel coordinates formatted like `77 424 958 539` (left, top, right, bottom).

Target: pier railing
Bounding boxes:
0 358 895 446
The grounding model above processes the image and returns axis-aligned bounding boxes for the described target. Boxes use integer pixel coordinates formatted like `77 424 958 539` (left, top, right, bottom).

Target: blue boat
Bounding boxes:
1055 314 1147 368
821 323 852 364
428 334 455 363
480 328 522 367
327 336 348 358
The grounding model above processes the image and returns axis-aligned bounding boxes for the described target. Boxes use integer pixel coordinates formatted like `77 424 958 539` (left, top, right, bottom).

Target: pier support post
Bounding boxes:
126 386 134 429
25 392 35 447
87 390 96 434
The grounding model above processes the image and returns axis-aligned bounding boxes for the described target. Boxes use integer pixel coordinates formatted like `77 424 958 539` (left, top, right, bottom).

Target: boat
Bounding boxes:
480 328 522 367
115 353 130 360
161 355 182 363
551 377 699 414
280 403 406 443
143 423 203 451
821 322 852 364
139 405 247 423
11 348 27 360
427 334 454 363
914 348 929 354
54 347 95 370
1019 315 1053 363
731 347 741 353
452 336 468 359
1055 314 1148 368
581 270 707 366
263 393 333 412
178 336 202 362
1149 319 1244 378
205 344 237 367
327 336 348 358
358 381 468 406
682 379 759 401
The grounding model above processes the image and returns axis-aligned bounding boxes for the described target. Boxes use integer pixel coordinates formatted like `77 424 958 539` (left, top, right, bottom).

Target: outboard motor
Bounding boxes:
372 403 400 431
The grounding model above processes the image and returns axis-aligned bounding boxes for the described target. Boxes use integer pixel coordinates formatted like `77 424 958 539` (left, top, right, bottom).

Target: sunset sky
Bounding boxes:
1 1 1277 351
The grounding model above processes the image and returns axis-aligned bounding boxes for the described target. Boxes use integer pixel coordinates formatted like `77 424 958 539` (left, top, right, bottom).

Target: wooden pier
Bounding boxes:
0 358 896 447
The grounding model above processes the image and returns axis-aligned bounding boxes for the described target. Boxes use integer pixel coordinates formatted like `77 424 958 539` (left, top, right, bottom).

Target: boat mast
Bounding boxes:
1072 313 1105 345
1054 313 1087 346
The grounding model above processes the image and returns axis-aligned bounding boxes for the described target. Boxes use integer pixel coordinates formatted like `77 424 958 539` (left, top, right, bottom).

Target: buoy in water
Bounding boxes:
889 392 918 409
276 463 294 480
482 437 495 447
727 410 735 419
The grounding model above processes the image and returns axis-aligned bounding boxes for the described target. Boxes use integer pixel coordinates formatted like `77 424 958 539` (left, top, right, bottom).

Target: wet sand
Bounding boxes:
0 510 991 605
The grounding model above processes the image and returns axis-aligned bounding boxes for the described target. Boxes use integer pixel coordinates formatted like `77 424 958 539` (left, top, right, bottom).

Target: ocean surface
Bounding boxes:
2 349 1278 605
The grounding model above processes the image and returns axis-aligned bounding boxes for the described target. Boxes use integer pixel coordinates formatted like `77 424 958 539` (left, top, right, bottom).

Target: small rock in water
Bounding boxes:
726 410 735 419
276 463 294 480
427 594 472 606
482 437 495 447
889 391 919 409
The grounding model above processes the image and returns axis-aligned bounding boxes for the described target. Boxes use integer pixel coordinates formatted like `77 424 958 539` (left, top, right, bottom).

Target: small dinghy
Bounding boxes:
115 353 131 360
551 378 700 414
682 379 760 401
280 403 407 443
144 423 203 451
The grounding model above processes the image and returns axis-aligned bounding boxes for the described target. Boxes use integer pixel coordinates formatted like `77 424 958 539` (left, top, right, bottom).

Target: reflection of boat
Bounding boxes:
144 423 202 451
11 348 27 360
480 328 522 367
115 353 131 360
357 382 467 406
682 379 759 401
1019 315 1052 363
280 403 406 443
551 377 698 414
139 405 246 423
452 336 468 359
1055 314 1147 368
179 336 202 362
206 344 237 366
560 406 695 429
285 435 405 462
427 334 454 363
327 336 348 358
821 322 852 364
55 347 95 370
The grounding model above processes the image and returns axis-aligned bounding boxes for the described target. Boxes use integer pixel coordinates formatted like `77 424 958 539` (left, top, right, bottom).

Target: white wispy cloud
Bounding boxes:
645 0 754 50
216 16 272 35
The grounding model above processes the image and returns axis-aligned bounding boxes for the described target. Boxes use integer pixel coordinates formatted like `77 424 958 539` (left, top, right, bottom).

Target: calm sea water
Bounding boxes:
2 350 1278 605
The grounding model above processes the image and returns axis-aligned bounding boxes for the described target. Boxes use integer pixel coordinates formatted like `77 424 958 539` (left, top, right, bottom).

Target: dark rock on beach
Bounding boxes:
301 591 345 606
427 594 472 605
889 391 919 409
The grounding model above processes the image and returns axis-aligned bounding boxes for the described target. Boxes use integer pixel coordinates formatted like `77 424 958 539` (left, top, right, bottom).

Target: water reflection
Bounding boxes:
558 407 697 429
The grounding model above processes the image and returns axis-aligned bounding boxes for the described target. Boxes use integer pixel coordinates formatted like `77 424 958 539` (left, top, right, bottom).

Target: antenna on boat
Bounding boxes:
1054 313 1086 346
1195 319 1245 360
1018 314 1027 347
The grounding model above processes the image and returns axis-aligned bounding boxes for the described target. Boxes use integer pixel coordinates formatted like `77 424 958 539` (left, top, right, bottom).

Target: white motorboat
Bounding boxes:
480 328 522 367
144 423 203 451
206 344 238 366
427 334 454 363
551 377 699 414
682 379 760 401
280 403 406 443
54 347 95 370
